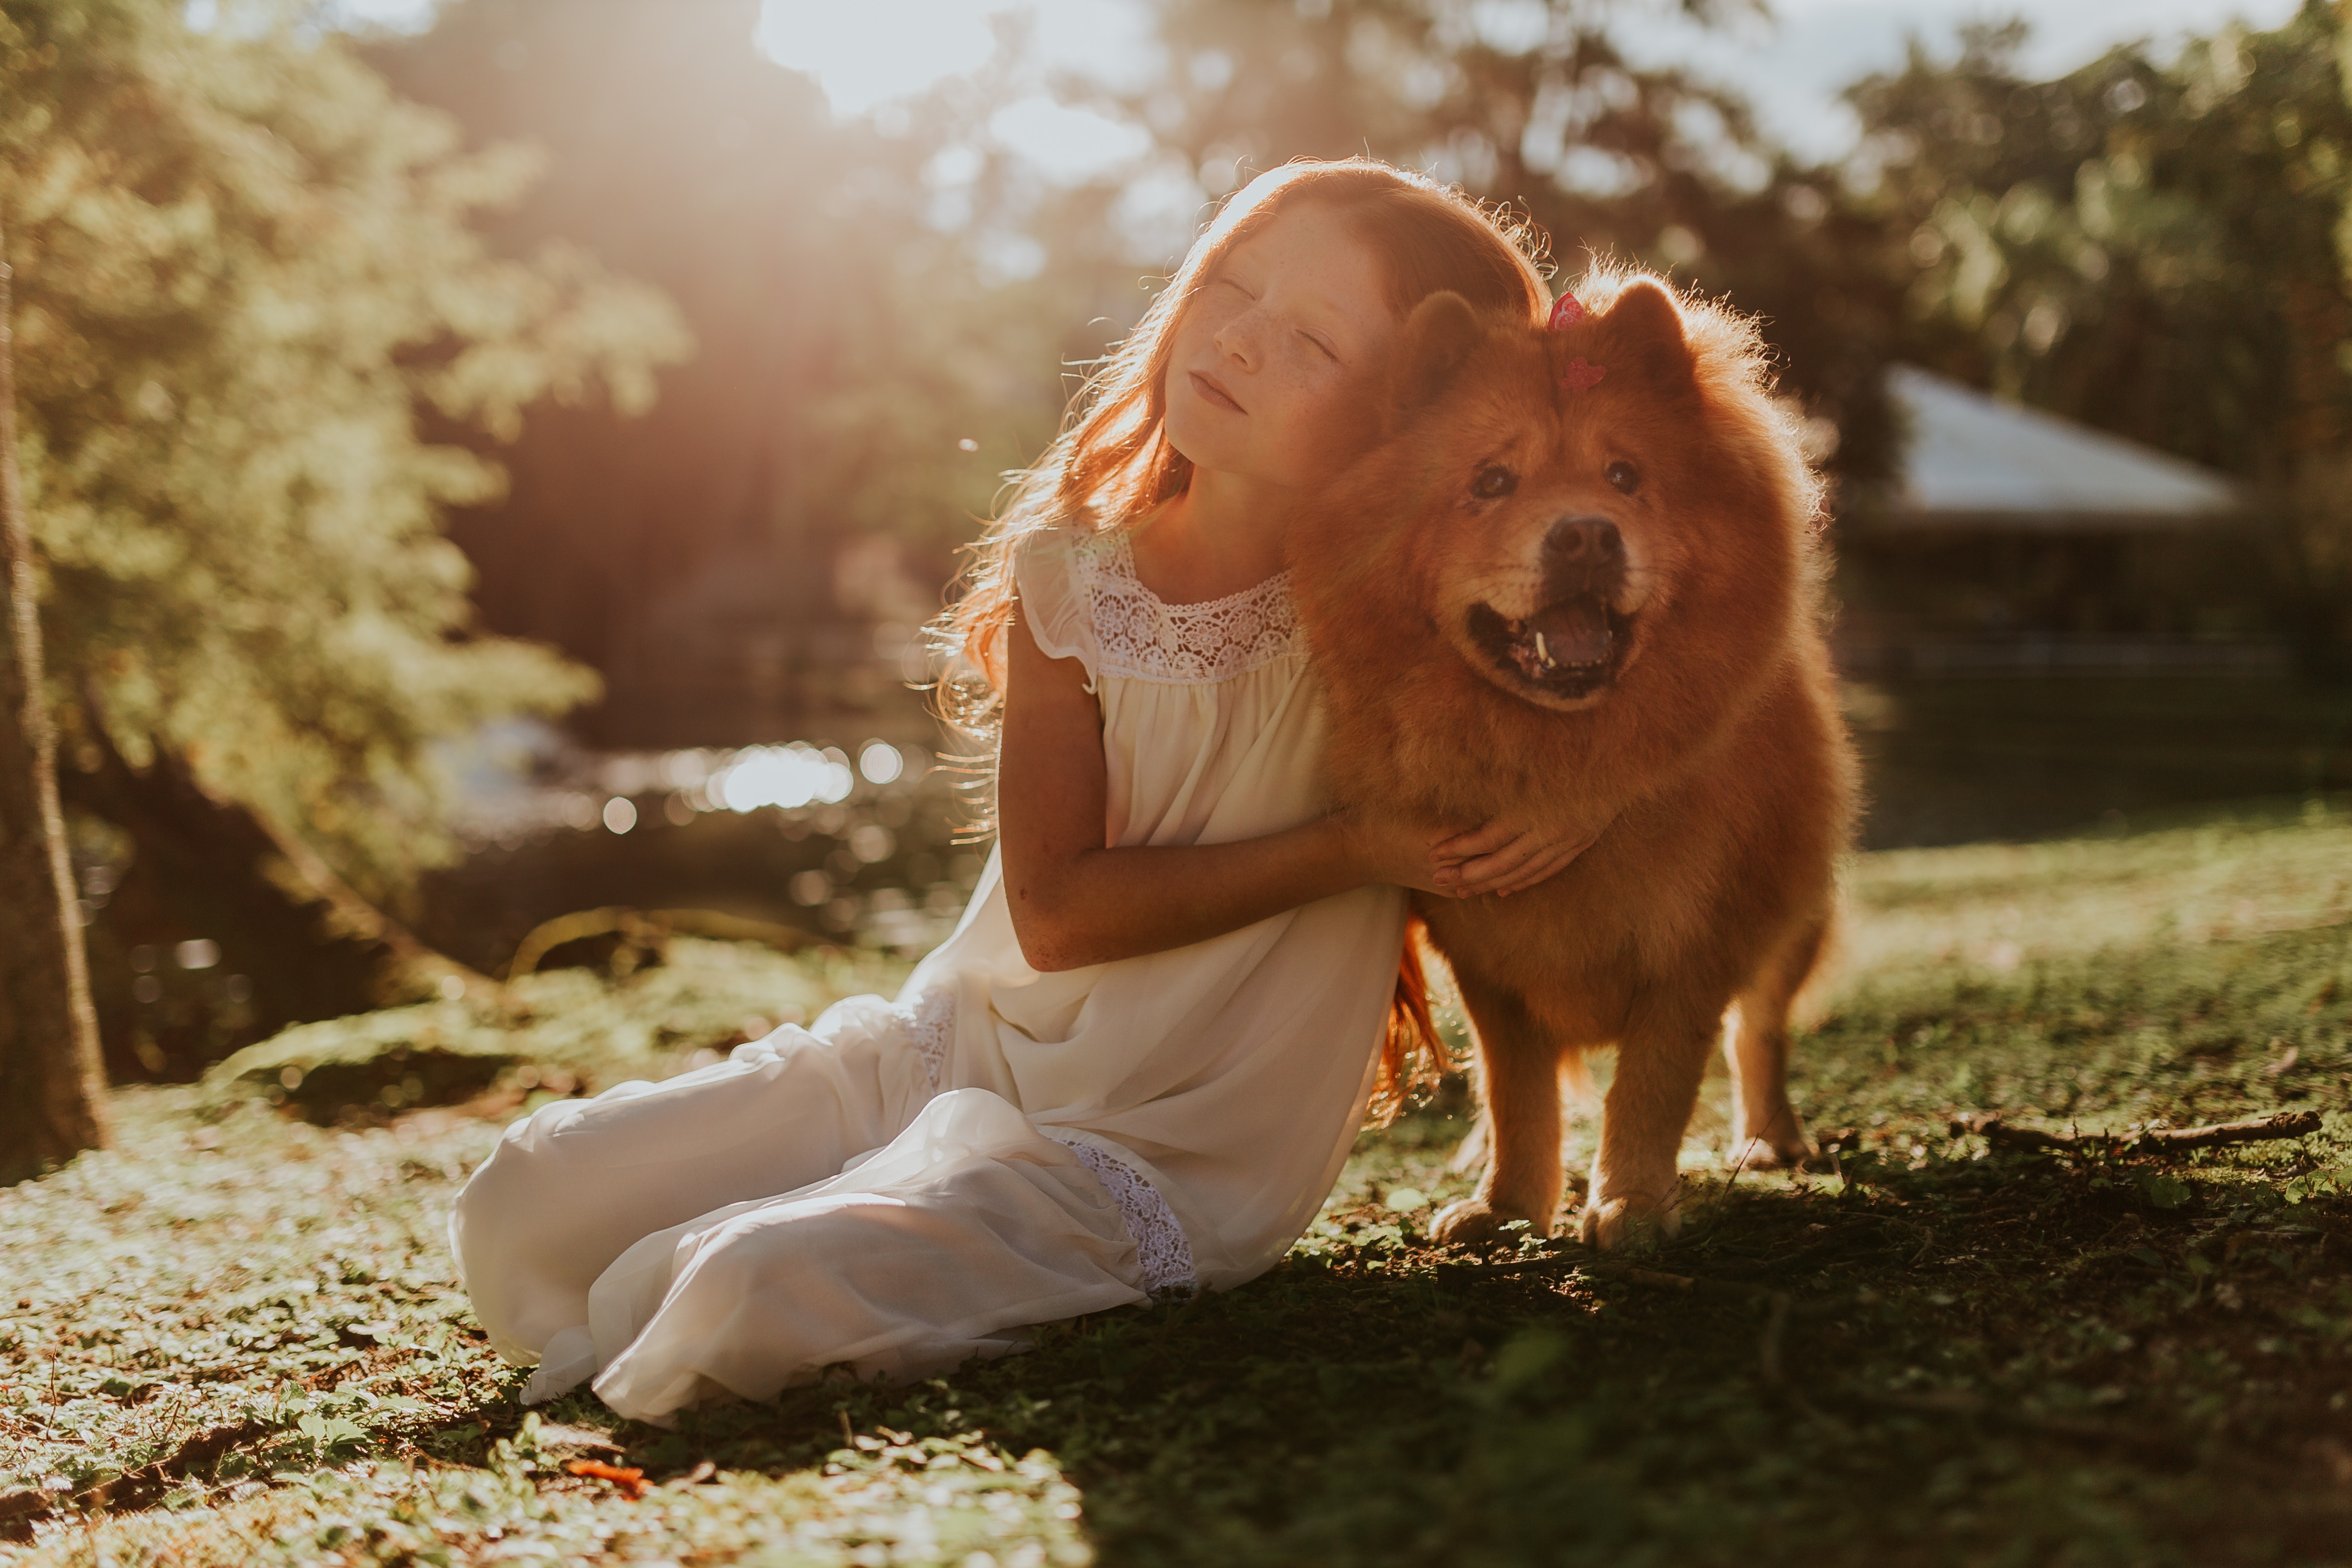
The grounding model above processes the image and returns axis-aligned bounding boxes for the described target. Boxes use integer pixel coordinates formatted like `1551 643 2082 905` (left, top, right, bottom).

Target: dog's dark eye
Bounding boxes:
1473 465 1517 499
1605 460 1641 495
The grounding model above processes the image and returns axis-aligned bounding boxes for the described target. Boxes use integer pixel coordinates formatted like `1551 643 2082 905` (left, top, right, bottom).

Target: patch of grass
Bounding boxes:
6 802 2352 1565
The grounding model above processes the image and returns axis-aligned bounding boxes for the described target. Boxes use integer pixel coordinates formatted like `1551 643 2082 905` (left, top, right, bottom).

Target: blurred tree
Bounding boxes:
1078 0 1907 484
1849 6 2352 668
0 0 686 1033
0 217 110 1182
365 0 1086 744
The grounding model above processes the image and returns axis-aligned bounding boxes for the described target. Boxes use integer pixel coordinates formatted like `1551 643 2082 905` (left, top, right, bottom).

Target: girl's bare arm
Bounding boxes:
1001 600 1485 973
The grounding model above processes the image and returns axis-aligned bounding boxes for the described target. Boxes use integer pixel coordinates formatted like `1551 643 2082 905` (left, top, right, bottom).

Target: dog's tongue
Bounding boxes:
1527 596 1612 669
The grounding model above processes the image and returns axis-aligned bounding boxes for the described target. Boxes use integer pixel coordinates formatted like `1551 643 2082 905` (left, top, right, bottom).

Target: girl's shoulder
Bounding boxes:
1018 524 1302 688
1011 524 1112 684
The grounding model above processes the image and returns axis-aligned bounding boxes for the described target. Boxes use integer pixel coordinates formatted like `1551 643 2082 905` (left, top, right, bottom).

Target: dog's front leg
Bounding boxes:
1431 975 1564 1245
1582 1004 1718 1250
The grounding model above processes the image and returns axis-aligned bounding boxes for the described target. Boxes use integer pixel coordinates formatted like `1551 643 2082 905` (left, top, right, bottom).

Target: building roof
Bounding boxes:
1881 365 2243 531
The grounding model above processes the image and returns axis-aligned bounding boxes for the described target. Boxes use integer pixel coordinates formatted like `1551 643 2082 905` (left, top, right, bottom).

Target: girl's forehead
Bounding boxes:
1220 207 1390 311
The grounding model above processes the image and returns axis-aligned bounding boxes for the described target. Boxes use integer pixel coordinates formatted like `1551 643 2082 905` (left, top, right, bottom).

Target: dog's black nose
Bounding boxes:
1543 516 1623 570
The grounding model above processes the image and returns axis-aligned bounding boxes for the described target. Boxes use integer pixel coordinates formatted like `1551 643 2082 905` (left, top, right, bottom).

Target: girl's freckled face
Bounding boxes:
1162 205 1399 487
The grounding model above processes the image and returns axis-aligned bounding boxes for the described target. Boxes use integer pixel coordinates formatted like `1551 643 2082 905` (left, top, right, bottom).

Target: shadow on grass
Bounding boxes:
559 1125 2352 1564
424 917 2352 1566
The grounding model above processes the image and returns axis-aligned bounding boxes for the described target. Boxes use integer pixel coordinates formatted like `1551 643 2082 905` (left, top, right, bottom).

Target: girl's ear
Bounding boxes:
1599 278 1695 391
1393 291 1483 412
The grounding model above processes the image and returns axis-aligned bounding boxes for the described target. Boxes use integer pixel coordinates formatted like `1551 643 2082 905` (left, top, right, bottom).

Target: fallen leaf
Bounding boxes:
565 1458 647 1498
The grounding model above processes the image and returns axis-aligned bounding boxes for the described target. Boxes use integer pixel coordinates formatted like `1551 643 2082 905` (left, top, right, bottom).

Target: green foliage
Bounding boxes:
1854 9 2352 477
5 802 2351 1564
0 0 689 894
1087 0 1907 481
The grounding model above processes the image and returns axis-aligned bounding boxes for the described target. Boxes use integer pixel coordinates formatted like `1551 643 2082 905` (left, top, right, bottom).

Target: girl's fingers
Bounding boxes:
1511 834 1597 891
1431 828 1521 885
1432 820 1516 861
1455 836 1542 887
1494 844 1583 897
1436 820 1604 894
1460 833 1593 897
1450 843 1548 894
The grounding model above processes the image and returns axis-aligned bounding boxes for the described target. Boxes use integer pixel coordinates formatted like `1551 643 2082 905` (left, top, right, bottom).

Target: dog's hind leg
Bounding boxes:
1430 976 1565 1245
1724 910 1830 1170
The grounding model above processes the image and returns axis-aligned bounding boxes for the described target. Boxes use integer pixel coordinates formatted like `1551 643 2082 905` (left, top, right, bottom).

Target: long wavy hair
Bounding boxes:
931 157 1553 1122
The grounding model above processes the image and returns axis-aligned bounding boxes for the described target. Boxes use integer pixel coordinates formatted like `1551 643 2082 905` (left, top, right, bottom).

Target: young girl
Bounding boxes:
451 158 1588 1425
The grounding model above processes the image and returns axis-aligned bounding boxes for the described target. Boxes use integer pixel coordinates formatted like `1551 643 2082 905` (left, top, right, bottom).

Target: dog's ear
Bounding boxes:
1393 291 1483 412
1601 278 1695 391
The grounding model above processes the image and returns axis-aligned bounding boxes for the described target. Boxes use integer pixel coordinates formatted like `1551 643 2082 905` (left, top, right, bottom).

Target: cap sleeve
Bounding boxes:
1012 527 1101 689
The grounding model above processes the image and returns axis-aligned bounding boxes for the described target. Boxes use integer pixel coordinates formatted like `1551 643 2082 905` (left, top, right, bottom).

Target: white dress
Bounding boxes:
449 525 1408 1423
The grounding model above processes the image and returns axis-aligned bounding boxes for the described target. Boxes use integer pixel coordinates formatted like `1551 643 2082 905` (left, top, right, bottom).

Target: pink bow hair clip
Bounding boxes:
1549 292 1605 389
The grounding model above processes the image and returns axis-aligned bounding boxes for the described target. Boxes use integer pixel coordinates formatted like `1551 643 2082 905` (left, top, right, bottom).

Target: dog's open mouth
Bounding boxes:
1467 597 1627 698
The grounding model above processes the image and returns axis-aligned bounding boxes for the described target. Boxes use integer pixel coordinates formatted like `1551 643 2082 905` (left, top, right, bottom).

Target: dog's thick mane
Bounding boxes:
1291 265 1829 836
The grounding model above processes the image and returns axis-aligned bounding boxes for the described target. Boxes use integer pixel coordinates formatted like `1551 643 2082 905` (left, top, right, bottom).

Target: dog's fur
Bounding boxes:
1289 270 1859 1248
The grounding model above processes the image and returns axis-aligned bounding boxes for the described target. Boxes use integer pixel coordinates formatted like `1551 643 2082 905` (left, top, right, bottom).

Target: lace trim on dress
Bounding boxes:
1074 531 1301 686
895 980 1198 1298
893 985 956 1095
1042 1130 1200 1300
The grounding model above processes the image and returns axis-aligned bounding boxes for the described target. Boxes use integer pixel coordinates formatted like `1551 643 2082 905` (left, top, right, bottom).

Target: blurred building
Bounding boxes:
1835 367 2273 675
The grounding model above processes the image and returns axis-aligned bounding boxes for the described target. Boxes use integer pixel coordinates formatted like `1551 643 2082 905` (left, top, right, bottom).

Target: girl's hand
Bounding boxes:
1430 816 1604 899
1330 810 1470 897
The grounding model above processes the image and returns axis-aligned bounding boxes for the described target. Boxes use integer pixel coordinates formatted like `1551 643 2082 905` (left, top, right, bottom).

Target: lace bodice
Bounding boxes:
1074 531 1302 685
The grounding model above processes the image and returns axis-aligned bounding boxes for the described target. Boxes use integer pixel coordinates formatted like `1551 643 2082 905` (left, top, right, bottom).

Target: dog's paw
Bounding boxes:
1430 1198 1547 1247
1729 1133 1816 1173
1577 1188 1682 1251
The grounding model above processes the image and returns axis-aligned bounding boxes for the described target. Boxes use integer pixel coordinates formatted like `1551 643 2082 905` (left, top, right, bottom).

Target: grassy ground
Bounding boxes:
5 797 2351 1567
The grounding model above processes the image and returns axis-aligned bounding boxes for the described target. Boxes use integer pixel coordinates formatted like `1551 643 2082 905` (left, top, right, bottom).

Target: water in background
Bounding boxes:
416 676 2352 982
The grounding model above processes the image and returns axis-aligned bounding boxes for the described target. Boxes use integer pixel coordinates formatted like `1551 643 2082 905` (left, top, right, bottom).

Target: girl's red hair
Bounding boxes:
931 157 1551 1123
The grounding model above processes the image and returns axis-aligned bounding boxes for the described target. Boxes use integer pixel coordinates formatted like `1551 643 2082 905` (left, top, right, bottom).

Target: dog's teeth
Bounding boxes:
1534 631 1551 667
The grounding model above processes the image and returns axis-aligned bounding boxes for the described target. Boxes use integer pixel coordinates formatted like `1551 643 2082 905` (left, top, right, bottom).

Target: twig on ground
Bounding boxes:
1950 1109 2323 1158
1700 1140 1760 1242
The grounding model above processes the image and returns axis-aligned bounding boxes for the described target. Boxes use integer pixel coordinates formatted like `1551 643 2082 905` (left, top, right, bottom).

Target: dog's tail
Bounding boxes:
1365 916 1459 1127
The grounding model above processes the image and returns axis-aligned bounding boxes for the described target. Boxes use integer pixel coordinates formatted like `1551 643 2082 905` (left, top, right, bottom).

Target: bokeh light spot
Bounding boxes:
756 0 997 115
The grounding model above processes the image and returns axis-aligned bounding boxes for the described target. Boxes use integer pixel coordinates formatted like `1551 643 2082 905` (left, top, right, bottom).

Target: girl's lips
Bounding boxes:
1188 370 1244 413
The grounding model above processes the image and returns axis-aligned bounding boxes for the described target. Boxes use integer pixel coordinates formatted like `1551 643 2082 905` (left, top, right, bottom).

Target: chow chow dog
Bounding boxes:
1290 269 1857 1248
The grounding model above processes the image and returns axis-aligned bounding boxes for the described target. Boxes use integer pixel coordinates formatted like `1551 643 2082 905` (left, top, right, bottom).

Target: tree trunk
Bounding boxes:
0 217 112 1184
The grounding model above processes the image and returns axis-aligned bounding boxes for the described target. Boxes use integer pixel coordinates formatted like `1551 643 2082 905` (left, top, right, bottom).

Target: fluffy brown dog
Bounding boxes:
1290 268 1858 1248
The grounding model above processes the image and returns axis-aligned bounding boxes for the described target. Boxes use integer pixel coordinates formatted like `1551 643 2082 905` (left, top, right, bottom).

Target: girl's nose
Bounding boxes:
1212 309 1264 370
